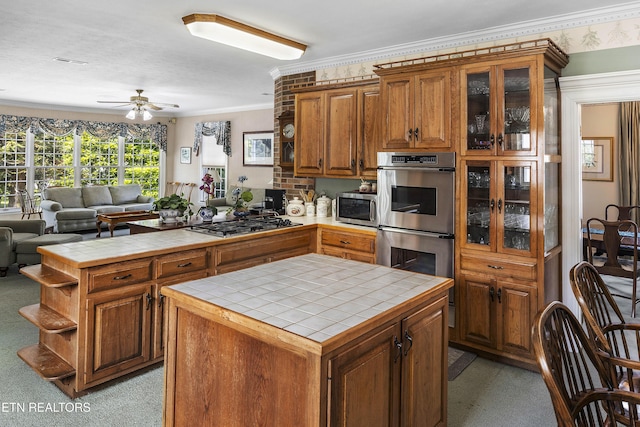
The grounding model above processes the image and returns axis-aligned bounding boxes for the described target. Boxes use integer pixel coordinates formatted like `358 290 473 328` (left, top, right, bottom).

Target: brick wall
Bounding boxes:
273 71 316 198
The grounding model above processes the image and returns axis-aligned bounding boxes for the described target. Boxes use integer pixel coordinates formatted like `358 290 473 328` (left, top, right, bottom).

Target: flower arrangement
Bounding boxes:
230 175 253 215
199 173 217 207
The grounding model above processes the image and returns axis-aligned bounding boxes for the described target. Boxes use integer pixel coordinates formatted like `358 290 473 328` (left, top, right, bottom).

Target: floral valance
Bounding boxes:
0 115 168 151
194 121 231 157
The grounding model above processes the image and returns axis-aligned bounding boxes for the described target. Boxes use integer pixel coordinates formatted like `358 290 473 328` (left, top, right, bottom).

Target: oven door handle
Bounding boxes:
377 166 455 173
379 226 454 240
370 200 376 223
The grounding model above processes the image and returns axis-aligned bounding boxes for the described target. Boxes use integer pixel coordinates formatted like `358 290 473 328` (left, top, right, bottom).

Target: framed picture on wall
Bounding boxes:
180 147 191 164
582 137 613 181
243 131 274 166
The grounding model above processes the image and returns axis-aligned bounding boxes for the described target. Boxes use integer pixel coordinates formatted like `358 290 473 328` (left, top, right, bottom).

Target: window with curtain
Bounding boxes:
0 130 27 208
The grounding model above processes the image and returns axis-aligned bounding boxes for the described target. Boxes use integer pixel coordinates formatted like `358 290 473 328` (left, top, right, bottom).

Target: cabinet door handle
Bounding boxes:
497 288 502 303
414 128 419 140
403 330 413 356
393 336 403 363
351 159 356 170
159 294 165 307
490 199 495 212
498 133 504 147
408 129 413 140
318 158 322 168
490 134 495 146
359 159 364 171
498 199 502 214
177 262 192 268
489 286 495 302
113 273 132 281
146 293 153 310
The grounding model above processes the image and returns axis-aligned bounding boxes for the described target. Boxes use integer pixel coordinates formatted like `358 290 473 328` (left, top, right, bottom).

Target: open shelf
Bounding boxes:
17 344 75 381
19 303 76 333
20 264 77 288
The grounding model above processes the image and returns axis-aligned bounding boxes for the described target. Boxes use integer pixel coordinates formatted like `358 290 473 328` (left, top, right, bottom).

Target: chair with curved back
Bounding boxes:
16 189 42 219
586 217 640 317
532 301 640 426
606 204 640 225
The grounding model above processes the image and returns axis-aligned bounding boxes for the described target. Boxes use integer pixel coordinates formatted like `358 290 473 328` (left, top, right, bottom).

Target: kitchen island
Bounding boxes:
17 217 378 398
162 253 452 427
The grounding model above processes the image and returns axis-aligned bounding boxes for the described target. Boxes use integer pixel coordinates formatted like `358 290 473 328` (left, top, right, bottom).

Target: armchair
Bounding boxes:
0 220 45 276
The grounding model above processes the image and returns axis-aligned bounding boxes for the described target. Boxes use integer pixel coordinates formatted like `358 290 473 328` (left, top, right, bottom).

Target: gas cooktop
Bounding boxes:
188 216 300 238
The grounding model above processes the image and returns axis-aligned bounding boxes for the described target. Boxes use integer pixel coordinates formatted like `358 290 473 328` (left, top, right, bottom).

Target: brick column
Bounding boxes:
273 71 316 199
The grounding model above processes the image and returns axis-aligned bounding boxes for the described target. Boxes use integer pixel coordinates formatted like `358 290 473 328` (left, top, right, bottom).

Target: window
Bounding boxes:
33 132 74 187
124 134 160 198
80 133 119 186
0 131 27 208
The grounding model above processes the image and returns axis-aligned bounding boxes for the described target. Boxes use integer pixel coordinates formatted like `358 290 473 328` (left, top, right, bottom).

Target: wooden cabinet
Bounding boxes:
461 60 537 156
319 227 376 263
329 294 448 427
294 83 380 179
459 272 537 359
213 228 315 274
376 68 453 151
450 41 568 368
461 159 538 257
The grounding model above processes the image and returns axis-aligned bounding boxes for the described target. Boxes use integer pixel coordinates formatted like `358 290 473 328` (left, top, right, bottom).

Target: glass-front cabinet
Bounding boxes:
462 160 537 257
462 61 536 156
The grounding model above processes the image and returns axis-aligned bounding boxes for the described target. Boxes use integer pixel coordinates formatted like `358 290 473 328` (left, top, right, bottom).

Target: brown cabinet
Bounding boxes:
294 83 380 179
459 272 537 359
319 228 376 263
377 69 453 151
329 294 448 427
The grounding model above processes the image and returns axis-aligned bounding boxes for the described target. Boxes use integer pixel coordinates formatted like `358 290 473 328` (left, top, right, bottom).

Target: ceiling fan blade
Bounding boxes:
145 103 163 111
97 100 133 104
150 102 180 108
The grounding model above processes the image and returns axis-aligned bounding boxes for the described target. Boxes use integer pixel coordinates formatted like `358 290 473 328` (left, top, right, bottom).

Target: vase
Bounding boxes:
233 210 250 218
159 209 183 224
198 206 216 223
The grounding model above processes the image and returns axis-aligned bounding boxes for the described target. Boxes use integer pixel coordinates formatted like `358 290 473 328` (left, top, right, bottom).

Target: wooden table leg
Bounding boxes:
96 219 103 238
109 223 116 237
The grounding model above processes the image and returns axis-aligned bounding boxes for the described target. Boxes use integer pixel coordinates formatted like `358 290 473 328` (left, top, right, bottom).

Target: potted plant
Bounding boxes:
153 193 193 223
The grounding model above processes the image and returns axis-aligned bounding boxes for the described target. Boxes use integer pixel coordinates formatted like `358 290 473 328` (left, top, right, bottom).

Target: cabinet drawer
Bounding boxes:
460 253 536 281
321 230 375 254
156 249 208 280
88 259 154 293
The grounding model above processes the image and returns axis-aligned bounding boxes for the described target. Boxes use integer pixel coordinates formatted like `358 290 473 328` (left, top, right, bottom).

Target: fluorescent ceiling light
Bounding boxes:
182 14 306 60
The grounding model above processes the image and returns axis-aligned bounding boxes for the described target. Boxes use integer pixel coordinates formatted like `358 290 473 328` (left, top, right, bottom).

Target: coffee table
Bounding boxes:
96 210 159 237
127 217 202 234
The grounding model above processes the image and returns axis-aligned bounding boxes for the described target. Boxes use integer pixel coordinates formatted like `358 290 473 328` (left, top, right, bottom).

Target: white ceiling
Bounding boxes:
0 0 638 118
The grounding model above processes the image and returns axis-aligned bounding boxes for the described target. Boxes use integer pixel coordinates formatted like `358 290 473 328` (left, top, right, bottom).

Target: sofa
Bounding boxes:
41 184 154 233
0 219 83 276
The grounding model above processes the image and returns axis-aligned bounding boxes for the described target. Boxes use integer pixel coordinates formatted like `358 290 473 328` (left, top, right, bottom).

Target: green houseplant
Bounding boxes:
153 193 193 223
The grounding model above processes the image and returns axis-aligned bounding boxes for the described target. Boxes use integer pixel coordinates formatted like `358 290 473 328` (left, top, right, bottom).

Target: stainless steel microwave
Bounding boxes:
335 191 377 227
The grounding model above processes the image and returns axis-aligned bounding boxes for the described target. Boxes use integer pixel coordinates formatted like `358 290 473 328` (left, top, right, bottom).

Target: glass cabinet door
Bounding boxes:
500 162 536 255
501 65 535 155
464 70 492 152
464 161 493 248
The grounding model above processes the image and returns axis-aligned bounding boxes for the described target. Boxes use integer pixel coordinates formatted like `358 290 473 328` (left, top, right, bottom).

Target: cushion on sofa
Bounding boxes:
44 187 84 208
82 186 113 207
93 205 124 214
109 184 142 205
11 233 40 250
55 208 97 220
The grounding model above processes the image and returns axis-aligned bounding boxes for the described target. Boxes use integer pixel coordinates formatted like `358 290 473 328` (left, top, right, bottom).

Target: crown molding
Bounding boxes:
270 2 640 79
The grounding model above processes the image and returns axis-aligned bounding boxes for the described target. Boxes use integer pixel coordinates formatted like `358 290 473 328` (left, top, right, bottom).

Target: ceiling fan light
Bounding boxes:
142 110 153 121
182 14 306 60
125 109 136 120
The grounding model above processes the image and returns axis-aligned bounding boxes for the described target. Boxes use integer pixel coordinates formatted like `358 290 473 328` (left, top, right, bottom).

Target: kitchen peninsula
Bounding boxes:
16 217 380 398
162 253 452 427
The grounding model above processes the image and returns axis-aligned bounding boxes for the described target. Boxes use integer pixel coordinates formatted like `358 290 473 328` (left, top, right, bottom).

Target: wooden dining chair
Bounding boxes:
570 262 640 401
16 189 42 219
606 204 640 225
532 301 640 426
586 217 640 317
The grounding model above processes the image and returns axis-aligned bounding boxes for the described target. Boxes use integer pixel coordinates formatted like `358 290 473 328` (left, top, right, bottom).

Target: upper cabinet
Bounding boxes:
293 82 380 179
461 60 537 156
376 68 453 151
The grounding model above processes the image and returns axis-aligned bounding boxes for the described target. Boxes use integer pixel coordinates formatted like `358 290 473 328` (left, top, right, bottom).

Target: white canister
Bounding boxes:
316 196 331 218
286 197 305 217
305 202 315 217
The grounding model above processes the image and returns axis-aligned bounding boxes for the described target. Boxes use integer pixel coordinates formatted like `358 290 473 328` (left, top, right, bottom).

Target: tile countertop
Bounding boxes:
163 253 452 343
36 215 376 267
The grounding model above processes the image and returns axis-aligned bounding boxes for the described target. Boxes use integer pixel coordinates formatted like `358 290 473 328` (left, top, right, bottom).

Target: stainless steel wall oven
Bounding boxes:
377 152 455 280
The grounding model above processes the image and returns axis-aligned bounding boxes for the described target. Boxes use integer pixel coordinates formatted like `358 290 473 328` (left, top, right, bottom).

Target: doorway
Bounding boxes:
560 70 640 314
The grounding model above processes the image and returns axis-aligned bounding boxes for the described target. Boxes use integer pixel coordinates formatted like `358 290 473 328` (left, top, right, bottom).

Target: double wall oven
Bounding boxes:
377 152 455 282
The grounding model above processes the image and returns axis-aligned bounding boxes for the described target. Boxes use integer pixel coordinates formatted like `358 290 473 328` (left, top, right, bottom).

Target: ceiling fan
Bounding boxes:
97 89 179 120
